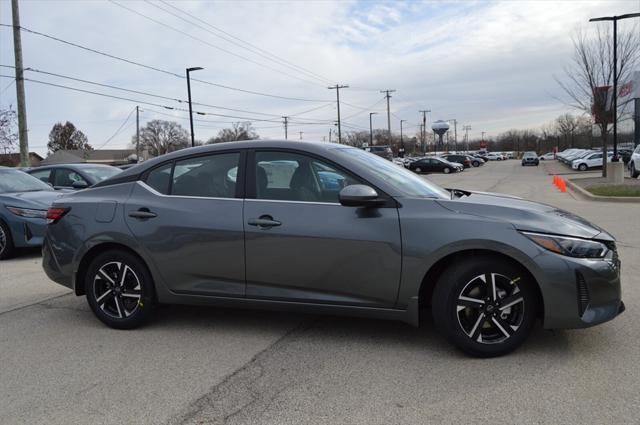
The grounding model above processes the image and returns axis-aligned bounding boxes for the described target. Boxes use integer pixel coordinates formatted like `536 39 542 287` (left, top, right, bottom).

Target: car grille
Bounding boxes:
576 271 590 317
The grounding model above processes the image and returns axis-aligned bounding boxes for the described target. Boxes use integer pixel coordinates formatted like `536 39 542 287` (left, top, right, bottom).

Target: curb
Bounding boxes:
565 179 640 203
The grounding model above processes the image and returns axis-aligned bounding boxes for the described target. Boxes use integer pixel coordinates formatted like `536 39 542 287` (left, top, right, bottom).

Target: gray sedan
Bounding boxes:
26 163 121 190
42 141 623 357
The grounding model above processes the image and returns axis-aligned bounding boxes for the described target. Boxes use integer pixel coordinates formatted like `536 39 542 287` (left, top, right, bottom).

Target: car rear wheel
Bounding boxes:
473 161 480 167
0 220 15 260
85 250 156 329
631 162 639 178
414 167 422 173
432 256 537 357
578 163 587 171
443 167 451 174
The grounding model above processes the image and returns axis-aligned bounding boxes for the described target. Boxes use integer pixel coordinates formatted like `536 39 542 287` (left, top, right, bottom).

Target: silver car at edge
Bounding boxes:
42 141 624 357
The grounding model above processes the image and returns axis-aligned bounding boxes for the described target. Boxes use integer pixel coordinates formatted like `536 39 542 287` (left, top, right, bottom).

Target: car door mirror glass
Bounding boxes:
72 180 89 189
339 184 384 207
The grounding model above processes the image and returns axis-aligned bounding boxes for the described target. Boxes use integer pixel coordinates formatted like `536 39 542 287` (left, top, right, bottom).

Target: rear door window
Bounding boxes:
29 169 51 184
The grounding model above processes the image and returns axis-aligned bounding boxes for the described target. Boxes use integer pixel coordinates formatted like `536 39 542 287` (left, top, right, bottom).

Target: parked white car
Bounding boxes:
572 151 612 171
629 145 640 178
539 152 555 160
486 153 505 161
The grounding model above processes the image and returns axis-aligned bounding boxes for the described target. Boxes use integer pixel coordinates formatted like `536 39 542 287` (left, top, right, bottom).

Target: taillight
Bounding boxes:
47 207 70 224
464 160 470 165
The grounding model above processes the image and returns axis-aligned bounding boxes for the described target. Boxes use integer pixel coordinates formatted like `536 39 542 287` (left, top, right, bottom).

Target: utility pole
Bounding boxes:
11 0 28 167
419 110 430 153
299 131 303 140
369 112 378 146
481 131 486 141
328 128 332 143
136 106 140 162
448 119 458 151
282 116 289 140
463 125 471 152
399 119 406 157
328 84 348 143
380 89 395 143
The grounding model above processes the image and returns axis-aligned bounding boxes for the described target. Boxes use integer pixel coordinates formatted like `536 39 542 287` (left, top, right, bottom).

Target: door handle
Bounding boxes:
248 215 281 228
129 208 157 219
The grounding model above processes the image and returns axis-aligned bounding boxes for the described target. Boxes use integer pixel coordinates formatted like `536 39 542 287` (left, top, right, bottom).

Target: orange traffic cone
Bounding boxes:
559 178 567 193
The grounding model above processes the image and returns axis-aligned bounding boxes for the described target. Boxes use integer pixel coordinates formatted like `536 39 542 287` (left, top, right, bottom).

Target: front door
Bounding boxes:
244 150 402 307
125 151 246 297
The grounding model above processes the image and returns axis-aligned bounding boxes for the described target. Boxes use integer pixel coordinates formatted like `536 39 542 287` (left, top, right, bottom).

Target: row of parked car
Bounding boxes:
0 164 125 260
555 146 639 172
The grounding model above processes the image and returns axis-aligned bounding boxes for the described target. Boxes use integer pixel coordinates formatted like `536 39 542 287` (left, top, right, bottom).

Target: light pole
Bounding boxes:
369 112 378 147
589 13 640 162
399 119 406 157
186 66 203 147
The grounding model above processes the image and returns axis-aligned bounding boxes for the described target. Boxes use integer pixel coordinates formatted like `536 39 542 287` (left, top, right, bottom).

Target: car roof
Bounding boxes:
33 163 116 169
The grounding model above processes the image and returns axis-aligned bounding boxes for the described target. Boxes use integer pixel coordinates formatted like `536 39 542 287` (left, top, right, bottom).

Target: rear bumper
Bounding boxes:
42 234 74 290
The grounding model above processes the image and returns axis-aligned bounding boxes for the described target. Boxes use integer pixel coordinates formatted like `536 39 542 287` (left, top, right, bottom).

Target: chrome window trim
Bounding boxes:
245 198 339 206
137 181 242 202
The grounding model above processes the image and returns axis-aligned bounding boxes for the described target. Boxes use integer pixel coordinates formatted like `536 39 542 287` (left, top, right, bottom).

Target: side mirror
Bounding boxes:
71 180 89 189
339 185 385 208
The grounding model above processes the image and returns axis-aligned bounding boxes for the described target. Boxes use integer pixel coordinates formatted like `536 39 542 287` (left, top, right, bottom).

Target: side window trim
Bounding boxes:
246 148 394 205
142 150 246 199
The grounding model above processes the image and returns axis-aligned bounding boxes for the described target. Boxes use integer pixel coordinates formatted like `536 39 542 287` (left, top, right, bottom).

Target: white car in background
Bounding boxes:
629 144 640 178
539 152 555 160
572 151 612 171
486 153 505 161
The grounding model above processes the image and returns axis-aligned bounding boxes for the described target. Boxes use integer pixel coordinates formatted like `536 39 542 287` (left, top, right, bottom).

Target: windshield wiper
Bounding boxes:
446 188 471 199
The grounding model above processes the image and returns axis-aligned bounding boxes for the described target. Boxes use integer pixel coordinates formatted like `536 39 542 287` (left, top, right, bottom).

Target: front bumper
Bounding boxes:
536 250 623 329
7 217 47 248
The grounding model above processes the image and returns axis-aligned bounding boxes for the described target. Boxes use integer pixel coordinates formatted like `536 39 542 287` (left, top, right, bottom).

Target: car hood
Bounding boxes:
0 190 66 210
436 191 612 240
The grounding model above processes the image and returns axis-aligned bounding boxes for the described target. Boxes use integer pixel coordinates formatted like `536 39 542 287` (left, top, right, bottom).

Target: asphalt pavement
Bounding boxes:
1 160 638 425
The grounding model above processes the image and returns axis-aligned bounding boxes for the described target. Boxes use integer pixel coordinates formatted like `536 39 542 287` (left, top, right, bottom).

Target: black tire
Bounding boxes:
432 256 537 357
0 220 15 260
85 249 156 329
414 167 422 174
473 161 480 167
443 167 451 174
631 162 639 178
578 163 587 171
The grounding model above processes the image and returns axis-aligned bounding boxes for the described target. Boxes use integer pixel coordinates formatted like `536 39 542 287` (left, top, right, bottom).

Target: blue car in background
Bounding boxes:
0 167 65 260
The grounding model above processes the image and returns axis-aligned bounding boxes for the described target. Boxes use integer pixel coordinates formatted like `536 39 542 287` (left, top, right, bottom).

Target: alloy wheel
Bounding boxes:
93 261 142 319
415 167 422 173
0 225 6 256
455 273 525 344
444 167 451 174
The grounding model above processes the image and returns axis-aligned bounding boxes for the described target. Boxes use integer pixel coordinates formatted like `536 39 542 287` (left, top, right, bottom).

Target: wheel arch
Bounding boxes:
75 242 152 297
418 249 544 319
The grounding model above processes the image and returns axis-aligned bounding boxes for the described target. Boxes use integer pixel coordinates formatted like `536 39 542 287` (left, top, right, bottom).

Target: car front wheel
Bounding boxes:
414 167 422 173
443 167 451 174
85 250 156 329
578 163 587 171
631 162 639 178
0 220 15 260
432 256 537 357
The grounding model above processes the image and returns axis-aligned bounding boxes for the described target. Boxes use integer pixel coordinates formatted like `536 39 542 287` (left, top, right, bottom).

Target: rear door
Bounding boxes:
243 149 402 307
125 151 246 297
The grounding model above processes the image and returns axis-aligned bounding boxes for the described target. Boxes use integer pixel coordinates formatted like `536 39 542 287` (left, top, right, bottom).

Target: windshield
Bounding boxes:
81 166 122 182
0 169 54 193
335 148 450 199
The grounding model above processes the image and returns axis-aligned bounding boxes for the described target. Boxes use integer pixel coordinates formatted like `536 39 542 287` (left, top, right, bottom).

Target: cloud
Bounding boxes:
0 0 637 155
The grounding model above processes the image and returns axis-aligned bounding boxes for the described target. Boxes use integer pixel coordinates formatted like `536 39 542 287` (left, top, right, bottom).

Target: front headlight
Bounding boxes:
5 206 48 219
522 231 609 259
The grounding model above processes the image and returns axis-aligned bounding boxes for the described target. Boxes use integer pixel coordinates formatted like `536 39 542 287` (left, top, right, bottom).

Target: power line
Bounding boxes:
0 64 284 118
108 0 328 89
96 107 136 149
0 23 330 102
148 0 333 85
0 74 284 122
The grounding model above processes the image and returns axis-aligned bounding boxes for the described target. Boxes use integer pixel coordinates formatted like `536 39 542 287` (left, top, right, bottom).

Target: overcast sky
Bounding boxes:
1 0 639 156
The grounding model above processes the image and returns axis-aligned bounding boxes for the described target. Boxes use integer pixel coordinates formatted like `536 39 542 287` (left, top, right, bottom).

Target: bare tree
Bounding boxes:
47 121 92 154
0 107 18 153
556 26 640 175
207 122 259 144
135 120 188 157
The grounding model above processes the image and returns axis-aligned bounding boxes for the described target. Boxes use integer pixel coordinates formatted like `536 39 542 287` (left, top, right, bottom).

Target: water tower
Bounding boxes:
431 120 450 150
